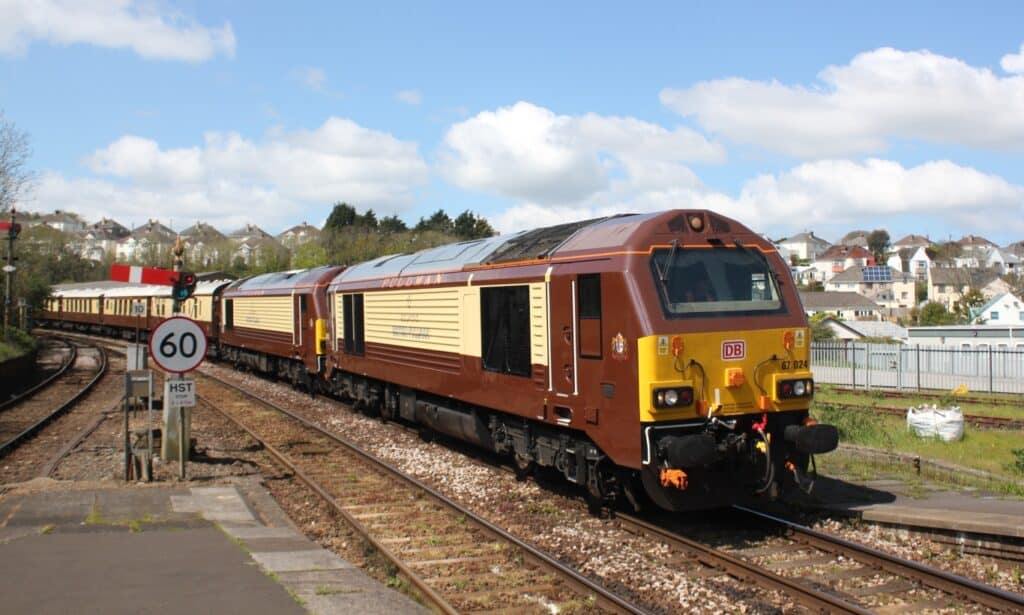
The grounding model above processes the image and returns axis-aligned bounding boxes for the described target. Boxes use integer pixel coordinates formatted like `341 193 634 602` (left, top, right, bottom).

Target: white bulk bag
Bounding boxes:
906 405 964 442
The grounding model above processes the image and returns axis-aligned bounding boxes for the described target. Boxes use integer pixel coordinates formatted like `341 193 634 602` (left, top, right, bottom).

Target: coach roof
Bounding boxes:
223 265 342 296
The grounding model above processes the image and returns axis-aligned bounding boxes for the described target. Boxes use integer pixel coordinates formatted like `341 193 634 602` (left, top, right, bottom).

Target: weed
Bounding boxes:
39 524 56 535
315 585 353 596
1008 449 1024 475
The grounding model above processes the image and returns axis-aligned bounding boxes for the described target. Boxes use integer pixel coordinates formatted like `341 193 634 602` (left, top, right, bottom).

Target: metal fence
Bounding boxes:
810 342 1024 394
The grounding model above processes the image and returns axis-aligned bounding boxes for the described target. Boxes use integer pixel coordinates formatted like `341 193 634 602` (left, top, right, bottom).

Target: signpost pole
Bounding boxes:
2 209 17 338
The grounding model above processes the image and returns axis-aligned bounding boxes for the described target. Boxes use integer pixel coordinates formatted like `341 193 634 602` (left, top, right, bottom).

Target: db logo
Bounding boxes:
722 340 745 361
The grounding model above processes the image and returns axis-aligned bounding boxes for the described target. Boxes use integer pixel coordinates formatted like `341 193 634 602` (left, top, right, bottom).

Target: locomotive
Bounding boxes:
40 210 838 511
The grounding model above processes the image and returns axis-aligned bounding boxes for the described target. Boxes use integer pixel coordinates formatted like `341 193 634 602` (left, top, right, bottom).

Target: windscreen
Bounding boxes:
650 246 785 317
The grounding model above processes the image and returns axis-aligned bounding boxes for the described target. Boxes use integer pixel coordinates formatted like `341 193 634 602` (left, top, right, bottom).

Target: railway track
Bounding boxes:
826 387 1024 410
618 507 1024 614
820 401 1024 429
0 339 108 459
195 370 649 615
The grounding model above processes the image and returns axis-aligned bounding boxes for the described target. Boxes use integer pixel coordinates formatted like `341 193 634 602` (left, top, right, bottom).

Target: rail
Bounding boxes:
0 336 76 412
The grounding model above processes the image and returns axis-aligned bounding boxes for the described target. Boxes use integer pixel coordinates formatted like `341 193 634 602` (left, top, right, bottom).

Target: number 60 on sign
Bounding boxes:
149 316 207 373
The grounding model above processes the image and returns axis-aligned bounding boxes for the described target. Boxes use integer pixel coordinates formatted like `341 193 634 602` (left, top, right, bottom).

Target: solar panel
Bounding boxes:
862 266 892 282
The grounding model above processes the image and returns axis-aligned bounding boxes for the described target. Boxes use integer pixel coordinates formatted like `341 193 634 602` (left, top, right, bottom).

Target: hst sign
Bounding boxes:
722 340 746 361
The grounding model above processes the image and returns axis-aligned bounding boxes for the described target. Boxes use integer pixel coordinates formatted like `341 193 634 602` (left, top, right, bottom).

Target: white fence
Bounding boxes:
810 342 1024 394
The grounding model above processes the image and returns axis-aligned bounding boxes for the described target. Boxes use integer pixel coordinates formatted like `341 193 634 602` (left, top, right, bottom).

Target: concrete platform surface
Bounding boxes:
795 475 1024 538
0 481 428 615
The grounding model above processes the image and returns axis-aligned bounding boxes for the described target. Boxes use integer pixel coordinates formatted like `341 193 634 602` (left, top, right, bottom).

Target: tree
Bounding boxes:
453 210 496 240
378 215 408 234
918 301 956 326
291 241 329 269
416 209 453 234
0 111 33 213
952 288 986 323
323 202 358 230
867 229 890 261
809 312 836 341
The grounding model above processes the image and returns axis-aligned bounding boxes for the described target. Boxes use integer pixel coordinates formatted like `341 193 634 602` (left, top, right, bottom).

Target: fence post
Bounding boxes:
916 345 921 391
989 346 994 393
897 345 903 390
851 344 857 388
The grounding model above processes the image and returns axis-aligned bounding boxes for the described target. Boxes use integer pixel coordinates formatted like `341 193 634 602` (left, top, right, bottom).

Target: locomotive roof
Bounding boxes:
223 265 342 295
52 279 233 298
329 210 758 285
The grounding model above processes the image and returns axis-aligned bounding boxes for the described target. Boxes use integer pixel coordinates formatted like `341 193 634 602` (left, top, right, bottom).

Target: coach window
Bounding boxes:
481 286 531 377
578 274 602 358
343 294 365 355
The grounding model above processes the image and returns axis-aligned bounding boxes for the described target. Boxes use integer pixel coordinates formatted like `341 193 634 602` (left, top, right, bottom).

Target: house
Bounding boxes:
957 234 998 255
811 245 875 283
824 265 916 310
37 210 86 234
970 293 1024 326
815 316 908 341
838 230 869 248
116 219 177 262
778 231 831 262
983 249 1019 275
277 222 321 249
799 291 883 321
890 234 931 253
1005 240 1024 258
78 217 130 261
928 268 1012 310
886 246 931 281
179 221 227 267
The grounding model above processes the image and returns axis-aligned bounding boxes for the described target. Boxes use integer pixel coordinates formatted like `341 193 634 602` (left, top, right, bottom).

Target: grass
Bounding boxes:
0 328 36 362
812 403 1024 494
814 384 1024 420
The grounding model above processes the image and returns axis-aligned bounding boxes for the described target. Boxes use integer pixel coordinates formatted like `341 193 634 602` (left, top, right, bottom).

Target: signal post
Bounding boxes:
111 237 202 481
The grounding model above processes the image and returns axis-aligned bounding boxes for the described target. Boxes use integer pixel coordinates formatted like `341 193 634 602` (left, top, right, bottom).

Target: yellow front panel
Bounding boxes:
364 287 462 353
233 296 293 334
637 327 812 423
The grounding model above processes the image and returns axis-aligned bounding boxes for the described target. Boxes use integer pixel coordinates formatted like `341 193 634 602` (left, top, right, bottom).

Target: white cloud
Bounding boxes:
38 117 428 232
1002 43 1024 74
294 66 327 91
490 158 1024 240
661 46 1024 158
0 0 235 62
396 89 422 105
438 101 724 205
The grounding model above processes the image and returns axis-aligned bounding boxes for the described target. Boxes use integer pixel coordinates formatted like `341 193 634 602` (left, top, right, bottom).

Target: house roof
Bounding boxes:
130 219 176 242
799 291 881 310
816 244 873 262
1005 240 1024 257
957 234 997 248
972 292 1023 319
180 221 226 242
842 320 908 339
229 223 273 242
279 222 321 237
930 267 1000 289
827 265 911 284
81 217 130 240
838 230 869 247
892 234 930 248
780 231 831 246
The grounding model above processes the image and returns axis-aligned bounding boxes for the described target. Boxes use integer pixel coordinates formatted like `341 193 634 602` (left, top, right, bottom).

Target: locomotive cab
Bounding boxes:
632 212 838 510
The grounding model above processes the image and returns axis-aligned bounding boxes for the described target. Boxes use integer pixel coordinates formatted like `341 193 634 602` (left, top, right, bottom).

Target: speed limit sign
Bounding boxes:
149 316 207 373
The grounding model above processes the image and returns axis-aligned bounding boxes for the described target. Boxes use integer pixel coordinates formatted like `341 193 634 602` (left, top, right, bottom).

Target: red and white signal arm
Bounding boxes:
149 316 207 373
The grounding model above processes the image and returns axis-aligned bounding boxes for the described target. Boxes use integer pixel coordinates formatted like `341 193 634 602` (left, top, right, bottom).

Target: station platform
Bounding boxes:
0 480 428 615
793 474 1024 540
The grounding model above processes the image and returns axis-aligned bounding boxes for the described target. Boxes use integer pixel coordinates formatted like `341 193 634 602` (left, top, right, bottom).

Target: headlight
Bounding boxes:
654 387 694 409
794 381 806 396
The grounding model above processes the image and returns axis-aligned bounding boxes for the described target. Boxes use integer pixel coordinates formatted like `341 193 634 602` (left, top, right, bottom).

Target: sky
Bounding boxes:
1 1 1024 245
